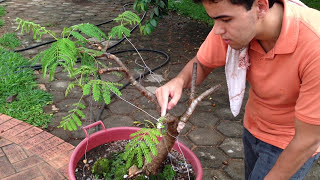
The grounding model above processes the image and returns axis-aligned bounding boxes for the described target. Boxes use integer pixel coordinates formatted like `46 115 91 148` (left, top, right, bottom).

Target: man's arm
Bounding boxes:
155 56 213 116
265 118 320 180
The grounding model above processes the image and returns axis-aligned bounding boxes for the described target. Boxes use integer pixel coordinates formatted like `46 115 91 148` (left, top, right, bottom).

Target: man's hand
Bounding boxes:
155 77 184 116
155 56 213 116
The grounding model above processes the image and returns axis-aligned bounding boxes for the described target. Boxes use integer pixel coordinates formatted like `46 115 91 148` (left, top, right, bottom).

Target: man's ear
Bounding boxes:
256 0 269 19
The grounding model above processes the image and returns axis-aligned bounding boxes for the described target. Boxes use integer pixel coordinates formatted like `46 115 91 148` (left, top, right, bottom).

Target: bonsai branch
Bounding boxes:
99 53 161 114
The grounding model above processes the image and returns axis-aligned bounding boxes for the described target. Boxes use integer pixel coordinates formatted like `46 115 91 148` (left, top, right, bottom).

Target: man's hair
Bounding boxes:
193 0 277 10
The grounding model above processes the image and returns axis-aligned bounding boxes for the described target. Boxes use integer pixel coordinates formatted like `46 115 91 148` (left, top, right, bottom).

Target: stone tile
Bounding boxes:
2 166 42 180
2 144 28 163
38 163 65 180
168 102 187 117
188 128 223 146
55 98 86 112
189 111 219 128
29 136 64 155
12 155 43 172
0 115 12 124
219 138 244 158
0 138 12 148
9 126 43 144
217 121 243 137
102 115 134 128
177 135 194 150
1 122 32 139
20 131 54 150
214 107 238 121
131 109 159 123
224 159 245 180
39 142 74 161
178 122 193 136
48 149 73 169
202 169 232 180
194 147 228 169
108 100 137 114
0 156 16 179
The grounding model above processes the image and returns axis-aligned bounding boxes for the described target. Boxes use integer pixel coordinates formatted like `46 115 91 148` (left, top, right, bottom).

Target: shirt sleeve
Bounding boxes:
196 27 228 68
295 48 320 125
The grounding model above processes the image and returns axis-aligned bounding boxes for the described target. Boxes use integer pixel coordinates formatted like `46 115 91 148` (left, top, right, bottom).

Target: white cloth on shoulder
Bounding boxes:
225 47 249 117
225 0 306 117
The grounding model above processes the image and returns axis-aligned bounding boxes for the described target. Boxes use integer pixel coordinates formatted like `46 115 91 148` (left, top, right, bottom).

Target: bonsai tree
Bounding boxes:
16 8 220 178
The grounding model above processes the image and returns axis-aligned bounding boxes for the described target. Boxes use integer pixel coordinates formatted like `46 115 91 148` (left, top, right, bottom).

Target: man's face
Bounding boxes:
203 0 258 49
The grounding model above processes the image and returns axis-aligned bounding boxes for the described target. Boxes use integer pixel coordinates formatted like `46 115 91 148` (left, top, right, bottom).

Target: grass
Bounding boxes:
0 33 22 49
0 48 53 128
168 0 214 26
301 0 320 10
168 0 320 26
0 5 5 27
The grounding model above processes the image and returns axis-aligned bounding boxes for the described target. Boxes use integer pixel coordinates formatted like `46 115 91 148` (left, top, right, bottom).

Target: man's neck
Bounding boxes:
256 2 284 53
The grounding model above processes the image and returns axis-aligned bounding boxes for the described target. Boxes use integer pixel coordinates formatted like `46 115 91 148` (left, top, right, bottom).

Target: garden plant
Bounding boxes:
15 2 220 179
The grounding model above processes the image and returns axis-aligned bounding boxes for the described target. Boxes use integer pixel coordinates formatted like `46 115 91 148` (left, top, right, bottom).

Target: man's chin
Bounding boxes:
229 44 248 50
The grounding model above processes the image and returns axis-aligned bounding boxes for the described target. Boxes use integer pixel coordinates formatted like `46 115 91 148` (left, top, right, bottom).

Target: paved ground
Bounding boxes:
0 0 319 179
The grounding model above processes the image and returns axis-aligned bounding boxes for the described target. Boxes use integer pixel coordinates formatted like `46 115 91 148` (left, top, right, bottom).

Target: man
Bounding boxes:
155 0 320 179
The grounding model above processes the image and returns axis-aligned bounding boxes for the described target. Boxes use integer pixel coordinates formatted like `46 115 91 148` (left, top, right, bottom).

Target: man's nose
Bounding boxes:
213 22 226 35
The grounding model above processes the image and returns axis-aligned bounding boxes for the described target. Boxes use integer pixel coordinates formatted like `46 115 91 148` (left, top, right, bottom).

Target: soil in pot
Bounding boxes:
75 140 196 180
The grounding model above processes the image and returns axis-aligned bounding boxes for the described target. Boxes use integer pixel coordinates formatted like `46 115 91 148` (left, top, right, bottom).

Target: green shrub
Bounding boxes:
0 49 53 128
0 33 22 49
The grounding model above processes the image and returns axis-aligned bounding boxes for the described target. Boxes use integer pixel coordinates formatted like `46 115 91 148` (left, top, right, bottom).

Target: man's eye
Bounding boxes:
222 19 231 22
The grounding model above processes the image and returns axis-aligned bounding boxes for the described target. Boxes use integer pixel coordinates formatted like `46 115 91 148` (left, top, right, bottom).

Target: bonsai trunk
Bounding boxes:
100 54 220 176
143 113 179 175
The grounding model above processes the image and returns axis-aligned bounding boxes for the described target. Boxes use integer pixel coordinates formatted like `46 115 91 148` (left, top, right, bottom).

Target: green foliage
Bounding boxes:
109 11 141 39
150 165 177 180
0 33 22 49
134 0 168 35
104 152 128 180
123 128 162 168
16 18 128 131
0 49 53 128
59 102 86 131
301 0 320 10
168 0 214 26
16 17 57 40
0 19 3 27
0 6 5 17
92 158 110 177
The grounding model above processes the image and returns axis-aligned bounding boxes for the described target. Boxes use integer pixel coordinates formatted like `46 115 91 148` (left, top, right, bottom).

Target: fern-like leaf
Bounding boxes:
16 18 56 40
114 11 141 25
108 25 131 39
71 23 107 41
83 83 91 95
92 83 100 101
140 141 151 163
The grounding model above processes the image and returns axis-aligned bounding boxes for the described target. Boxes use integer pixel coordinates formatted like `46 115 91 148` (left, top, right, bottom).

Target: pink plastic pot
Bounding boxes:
69 121 203 179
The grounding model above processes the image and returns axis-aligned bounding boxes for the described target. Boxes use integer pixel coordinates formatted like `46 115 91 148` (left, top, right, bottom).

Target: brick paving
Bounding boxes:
0 0 320 179
0 114 72 179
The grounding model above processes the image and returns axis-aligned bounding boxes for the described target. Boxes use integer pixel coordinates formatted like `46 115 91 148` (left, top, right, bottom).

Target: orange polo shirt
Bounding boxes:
197 0 320 152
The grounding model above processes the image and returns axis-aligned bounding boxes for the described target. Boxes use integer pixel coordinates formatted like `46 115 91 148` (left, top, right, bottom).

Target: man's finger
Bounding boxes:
168 92 180 110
